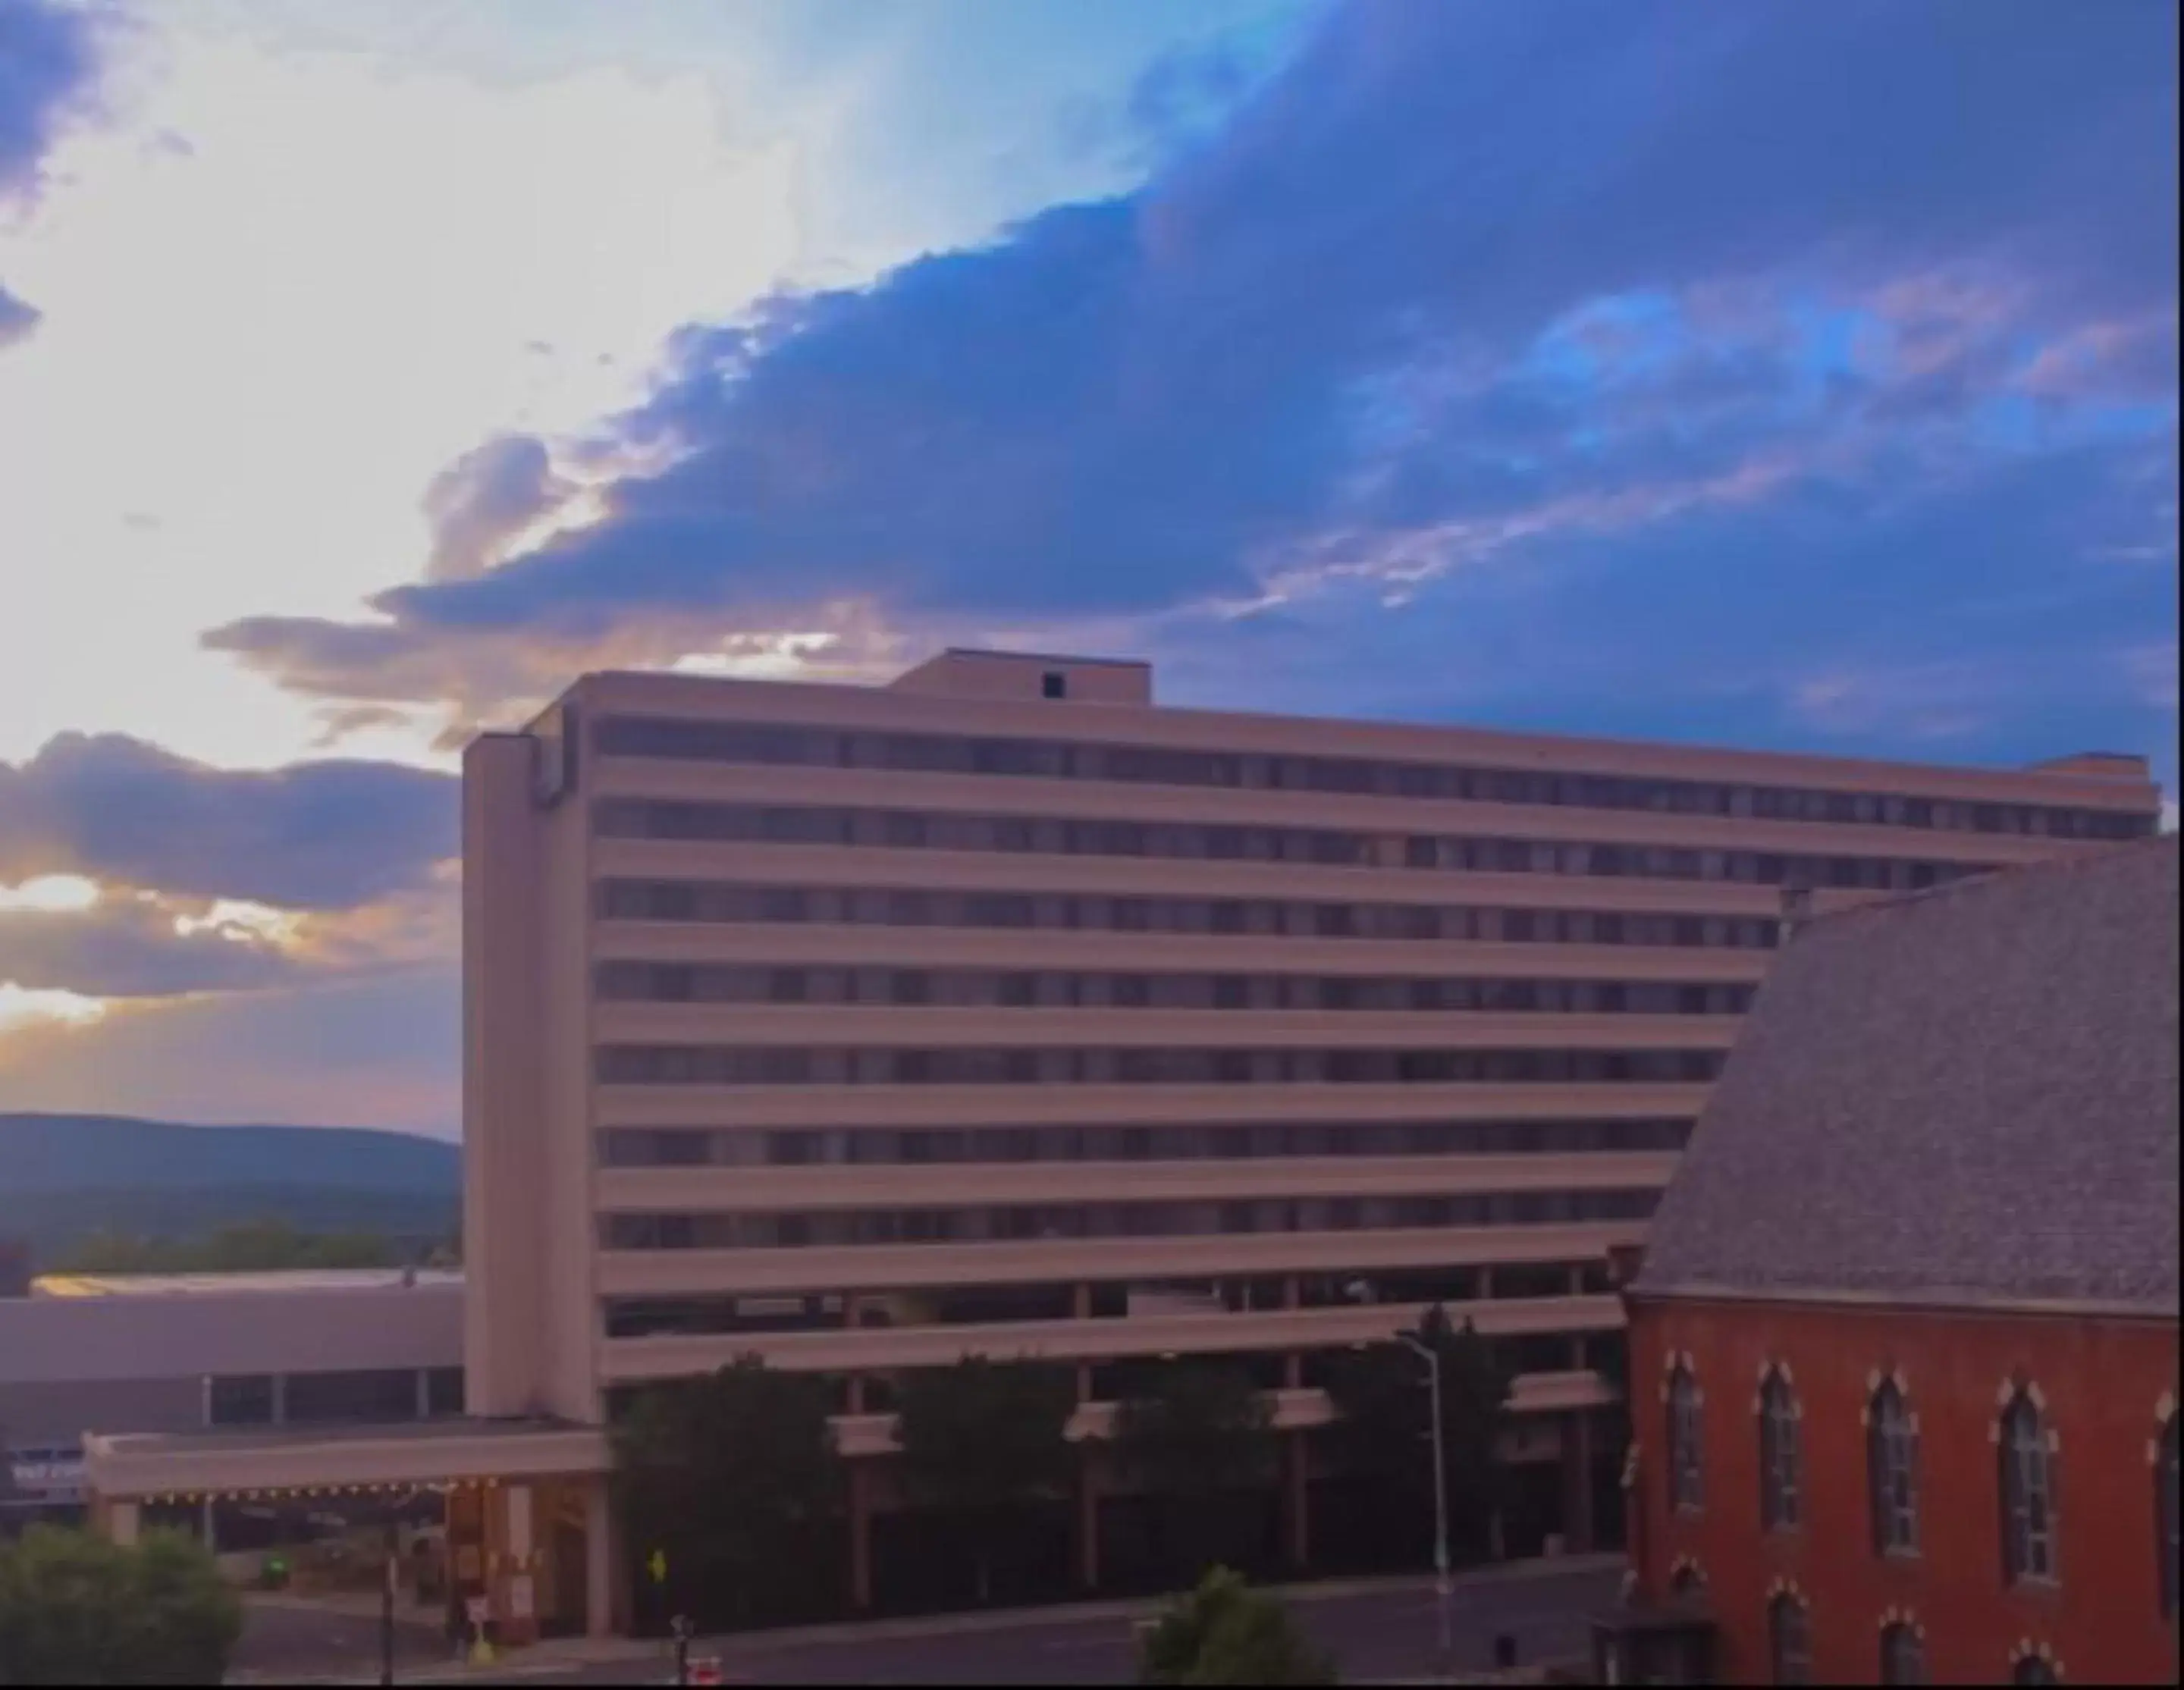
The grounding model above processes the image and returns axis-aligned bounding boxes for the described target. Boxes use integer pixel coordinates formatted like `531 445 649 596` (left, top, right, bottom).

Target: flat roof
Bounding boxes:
86 1416 612 1500
32 1268 463 1299
93 1416 573 1460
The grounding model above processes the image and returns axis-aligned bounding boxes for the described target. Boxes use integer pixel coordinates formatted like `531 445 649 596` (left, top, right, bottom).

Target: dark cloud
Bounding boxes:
0 0 102 202
0 735 456 910
205 0 2177 758
0 281 38 348
0 901 299 997
421 433 576 582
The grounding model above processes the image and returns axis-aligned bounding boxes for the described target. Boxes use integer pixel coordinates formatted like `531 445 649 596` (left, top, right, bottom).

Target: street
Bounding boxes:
457 1562 1618 1686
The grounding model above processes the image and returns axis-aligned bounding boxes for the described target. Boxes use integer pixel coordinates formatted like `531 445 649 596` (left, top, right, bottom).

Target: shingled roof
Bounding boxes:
1633 836 2179 1315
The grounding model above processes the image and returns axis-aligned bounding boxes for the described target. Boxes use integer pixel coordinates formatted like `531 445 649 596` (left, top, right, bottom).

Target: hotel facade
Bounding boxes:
82 648 2162 1639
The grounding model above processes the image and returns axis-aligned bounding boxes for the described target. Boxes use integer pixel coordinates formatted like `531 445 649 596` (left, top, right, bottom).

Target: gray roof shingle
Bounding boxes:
1633 836 2179 1315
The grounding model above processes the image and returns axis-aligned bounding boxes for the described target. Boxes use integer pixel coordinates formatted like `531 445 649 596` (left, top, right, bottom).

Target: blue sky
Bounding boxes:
0 0 2174 1132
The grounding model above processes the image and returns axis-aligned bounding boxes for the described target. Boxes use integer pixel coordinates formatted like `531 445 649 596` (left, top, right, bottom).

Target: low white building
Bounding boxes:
1 1268 463 1522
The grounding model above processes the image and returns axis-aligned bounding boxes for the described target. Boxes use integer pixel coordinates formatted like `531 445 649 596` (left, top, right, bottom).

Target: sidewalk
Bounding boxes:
234 1552 1622 1684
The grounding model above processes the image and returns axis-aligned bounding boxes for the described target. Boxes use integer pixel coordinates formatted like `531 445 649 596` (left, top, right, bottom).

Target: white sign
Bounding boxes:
507 1576 534 1621
465 1596 489 1629
8 1447 86 1500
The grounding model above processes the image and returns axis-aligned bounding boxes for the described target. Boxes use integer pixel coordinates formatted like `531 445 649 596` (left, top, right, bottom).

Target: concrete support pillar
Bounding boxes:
496 1481 539 1647
583 1476 614 1639
1476 1265 1495 1300
201 1497 218 1552
1561 1412 1596 1554
846 1373 867 1416
1076 1448 1101 1591
1072 1285 1095 1403
110 1500 140 1547
848 1463 874 1611
271 1373 289 1425
1284 1430 1310 1571
415 1368 434 1422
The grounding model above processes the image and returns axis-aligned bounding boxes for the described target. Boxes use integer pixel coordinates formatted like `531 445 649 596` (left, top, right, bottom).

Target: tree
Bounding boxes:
1321 1304 1512 1566
1137 1566 1335 1685
1115 1362 1277 1581
613 1356 844 1632
894 1356 1078 1604
56 1220 395 1275
0 1525 243 1685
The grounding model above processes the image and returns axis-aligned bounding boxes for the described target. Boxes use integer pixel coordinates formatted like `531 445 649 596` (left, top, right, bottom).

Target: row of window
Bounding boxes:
1668 1365 2181 1619
590 715 2151 842
593 961 1757 1016
592 801 2007 893
1754 1592 2064 1685
600 1187 1661 1251
595 1044 1727 1087
599 1286 1596 1357
597 1117 1696 1169
597 879 1789 951
207 1368 465 1428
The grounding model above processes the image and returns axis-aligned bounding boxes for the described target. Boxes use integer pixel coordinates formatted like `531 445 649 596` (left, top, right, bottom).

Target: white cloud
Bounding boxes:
0 20 807 773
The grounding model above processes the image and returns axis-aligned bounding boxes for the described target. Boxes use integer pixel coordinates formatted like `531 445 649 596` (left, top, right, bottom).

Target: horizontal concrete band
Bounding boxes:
594 1219 1649 1295
600 1295 1623 1378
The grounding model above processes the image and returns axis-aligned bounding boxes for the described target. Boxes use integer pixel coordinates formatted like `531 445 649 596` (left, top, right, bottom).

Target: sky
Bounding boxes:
0 0 2174 1137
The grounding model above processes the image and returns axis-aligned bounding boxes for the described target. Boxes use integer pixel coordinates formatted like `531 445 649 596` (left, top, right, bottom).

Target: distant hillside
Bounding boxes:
0 1114 460 1266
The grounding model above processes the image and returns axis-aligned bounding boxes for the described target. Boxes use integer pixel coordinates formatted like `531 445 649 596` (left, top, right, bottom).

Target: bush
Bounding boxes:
0 1525 243 1685
1137 1566 1336 1685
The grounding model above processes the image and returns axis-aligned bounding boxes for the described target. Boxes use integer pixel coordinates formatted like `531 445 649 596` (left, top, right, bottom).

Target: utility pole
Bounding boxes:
379 1510 400 1686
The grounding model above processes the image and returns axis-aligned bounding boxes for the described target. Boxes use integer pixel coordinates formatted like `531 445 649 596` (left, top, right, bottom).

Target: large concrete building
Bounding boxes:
447 648 2156 1618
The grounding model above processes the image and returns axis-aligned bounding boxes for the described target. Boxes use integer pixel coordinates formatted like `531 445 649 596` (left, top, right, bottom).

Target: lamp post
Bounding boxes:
1395 1331 1452 1664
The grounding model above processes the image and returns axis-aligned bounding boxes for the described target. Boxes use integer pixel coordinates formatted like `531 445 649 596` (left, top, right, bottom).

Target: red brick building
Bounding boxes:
1599 838 2179 1685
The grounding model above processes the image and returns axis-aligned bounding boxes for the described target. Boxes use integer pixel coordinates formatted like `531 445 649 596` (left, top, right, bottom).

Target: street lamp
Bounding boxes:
1394 1330 1452 1665
1345 1281 1452 1666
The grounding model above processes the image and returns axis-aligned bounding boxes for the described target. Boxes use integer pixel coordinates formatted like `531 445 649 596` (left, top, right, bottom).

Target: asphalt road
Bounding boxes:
475 1563 1618 1686
232 1598 450 1682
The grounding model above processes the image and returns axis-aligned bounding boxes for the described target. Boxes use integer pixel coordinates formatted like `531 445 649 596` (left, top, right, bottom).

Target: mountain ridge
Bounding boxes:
0 1114 460 1263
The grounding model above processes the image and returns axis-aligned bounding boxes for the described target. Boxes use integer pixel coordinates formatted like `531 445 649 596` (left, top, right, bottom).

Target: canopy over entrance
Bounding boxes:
83 1419 616 1643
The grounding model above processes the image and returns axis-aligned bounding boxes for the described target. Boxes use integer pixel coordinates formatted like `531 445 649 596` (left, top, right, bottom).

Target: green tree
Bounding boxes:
1115 1362 1276 1580
613 1356 844 1632
56 1220 394 1275
894 1355 1078 1604
1321 1304 1512 1566
1137 1566 1335 1685
0 1525 242 1685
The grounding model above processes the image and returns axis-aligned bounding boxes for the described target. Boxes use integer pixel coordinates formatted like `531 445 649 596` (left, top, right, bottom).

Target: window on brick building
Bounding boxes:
1759 1368 1801 1532
1667 1363 1702 1512
1869 1379 1920 1555
2160 1413 2179 1619
2000 1391 2057 1584
1767 1593 1811 1685
1879 1623 1925 1685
